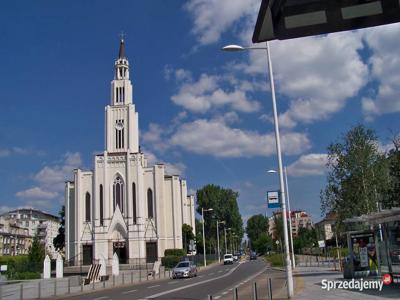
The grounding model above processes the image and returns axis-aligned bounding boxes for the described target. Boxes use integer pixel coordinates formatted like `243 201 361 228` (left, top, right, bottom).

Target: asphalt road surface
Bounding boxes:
62 259 272 300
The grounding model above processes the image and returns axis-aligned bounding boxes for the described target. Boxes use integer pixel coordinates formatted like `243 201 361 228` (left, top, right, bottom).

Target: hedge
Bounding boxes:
265 253 285 267
164 248 185 257
161 255 181 269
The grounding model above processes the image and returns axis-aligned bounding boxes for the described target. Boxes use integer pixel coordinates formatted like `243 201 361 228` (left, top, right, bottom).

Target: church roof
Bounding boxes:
118 39 126 58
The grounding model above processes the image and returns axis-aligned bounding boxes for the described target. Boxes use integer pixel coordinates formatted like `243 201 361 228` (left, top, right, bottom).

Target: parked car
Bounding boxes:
224 254 234 265
172 261 197 279
233 253 239 261
250 251 257 260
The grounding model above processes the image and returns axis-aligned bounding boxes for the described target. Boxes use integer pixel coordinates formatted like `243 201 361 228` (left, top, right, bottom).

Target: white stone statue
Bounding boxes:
56 254 63 278
43 255 51 279
99 254 107 277
112 252 119 276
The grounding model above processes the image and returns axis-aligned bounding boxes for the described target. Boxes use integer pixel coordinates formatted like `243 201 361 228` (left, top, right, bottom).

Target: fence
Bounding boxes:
0 265 172 300
207 277 276 300
295 254 342 270
0 254 219 300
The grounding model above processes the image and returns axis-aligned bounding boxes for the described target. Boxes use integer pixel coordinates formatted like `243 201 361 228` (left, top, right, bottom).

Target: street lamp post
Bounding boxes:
202 207 213 267
223 43 294 297
224 227 231 254
216 220 225 263
268 167 296 268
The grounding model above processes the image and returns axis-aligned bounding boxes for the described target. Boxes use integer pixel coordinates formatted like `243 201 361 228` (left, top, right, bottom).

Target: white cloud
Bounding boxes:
362 23 400 119
184 0 259 45
15 152 83 208
0 148 11 157
170 118 310 158
171 73 262 113
16 187 58 200
287 153 328 177
0 146 44 158
239 32 368 128
144 150 186 176
34 152 82 192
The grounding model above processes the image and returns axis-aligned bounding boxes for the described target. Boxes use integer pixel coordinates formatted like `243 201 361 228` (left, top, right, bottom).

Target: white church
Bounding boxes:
65 39 196 266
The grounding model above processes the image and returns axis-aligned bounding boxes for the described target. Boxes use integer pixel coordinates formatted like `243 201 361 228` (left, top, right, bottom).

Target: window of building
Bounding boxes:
85 192 91 222
113 176 124 214
99 184 104 226
147 188 154 219
132 182 137 224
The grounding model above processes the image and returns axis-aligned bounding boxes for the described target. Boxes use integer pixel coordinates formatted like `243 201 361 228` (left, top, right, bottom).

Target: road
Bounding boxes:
62 259 279 300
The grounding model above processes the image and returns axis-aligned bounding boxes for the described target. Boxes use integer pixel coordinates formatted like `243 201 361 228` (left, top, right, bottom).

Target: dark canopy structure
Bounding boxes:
253 0 400 43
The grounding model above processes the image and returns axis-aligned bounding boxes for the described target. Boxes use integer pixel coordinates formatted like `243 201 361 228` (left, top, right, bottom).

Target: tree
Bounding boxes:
320 125 389 230
28 234 45 272
182 224 194 252
246 214 271 253
293 227 317 253
253 232 273 255
53 205 65 253
384 135 400 208
272 213 284 247
196 185 244 254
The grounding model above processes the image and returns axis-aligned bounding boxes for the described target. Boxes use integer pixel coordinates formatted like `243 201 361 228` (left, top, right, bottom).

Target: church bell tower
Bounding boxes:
105 39 139 153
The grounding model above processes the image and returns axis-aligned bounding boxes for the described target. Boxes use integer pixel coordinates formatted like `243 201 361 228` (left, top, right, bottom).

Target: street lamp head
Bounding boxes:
267 169 277 173
206 208 214 212
222 44 245 52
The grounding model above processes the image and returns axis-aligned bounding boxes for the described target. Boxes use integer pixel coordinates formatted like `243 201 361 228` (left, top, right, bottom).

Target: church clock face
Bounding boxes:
115 121 124 130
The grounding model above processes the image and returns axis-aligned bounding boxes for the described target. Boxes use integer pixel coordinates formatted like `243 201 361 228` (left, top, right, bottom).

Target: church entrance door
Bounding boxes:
113 241 128 264
146 241 158 263
82 245 93 265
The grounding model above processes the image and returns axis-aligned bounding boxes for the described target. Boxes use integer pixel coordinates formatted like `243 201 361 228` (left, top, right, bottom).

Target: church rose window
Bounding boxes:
147 188 154 219
113 176 124 214
85 192 91 222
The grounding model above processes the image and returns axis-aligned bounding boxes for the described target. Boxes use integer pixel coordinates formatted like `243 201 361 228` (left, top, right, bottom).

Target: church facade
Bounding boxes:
65 40 195 266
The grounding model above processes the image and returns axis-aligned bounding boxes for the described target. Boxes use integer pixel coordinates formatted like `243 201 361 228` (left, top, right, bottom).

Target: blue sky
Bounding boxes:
1 1 400 224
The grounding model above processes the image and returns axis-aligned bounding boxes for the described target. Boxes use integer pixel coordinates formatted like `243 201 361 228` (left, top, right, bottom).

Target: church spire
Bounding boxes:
118 39 126 59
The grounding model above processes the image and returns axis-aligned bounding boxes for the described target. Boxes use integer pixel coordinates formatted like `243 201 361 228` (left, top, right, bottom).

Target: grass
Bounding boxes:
265 253 285 267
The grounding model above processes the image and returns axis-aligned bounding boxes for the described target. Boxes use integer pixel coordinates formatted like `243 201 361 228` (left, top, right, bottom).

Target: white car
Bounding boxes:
223 254 234 265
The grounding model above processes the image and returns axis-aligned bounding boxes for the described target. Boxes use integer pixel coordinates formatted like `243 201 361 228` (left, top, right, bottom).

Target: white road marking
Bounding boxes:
222 291 228 295
148 284 160 289
209 272 215 275
145 264 245 299
198 275 204 278
214 296 221 299
218 270 223 273
121 289 137 294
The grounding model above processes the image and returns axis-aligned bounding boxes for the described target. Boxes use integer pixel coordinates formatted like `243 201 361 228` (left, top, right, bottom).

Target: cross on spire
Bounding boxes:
119 31 126 41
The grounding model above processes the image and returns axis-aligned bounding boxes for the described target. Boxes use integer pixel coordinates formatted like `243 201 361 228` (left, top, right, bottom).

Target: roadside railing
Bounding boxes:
0 265 171 300
207 277 276 300
295 254 342 270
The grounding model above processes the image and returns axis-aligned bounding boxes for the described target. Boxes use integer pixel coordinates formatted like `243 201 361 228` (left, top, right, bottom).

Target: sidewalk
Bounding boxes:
294 266 400 299
217 268 288 300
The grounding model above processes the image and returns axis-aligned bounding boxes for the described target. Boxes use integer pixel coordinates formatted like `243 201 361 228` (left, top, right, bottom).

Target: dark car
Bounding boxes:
250 251 257 260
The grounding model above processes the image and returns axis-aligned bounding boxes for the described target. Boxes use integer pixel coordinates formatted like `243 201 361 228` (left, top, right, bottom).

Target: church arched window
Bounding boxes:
85 192 91 222
132 182 137 224
99 185 104 226
147 188 154 219
113 176 124 214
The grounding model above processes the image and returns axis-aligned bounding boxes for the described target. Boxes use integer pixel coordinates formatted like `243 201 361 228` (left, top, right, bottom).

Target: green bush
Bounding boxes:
1 256 43 280
164 248 185 257
161 255 181 269
265 253 285 267
12 272 41 280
